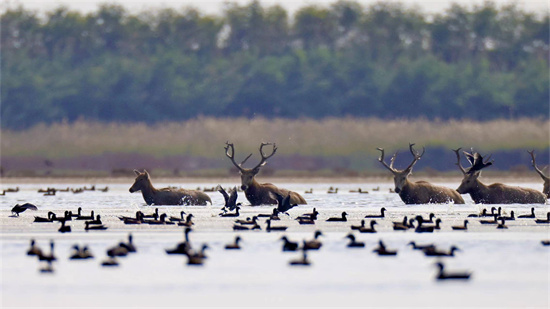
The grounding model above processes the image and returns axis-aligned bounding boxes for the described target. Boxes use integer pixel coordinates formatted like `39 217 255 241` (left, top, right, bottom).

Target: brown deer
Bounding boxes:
528 150 549 198
377 144 465 204
453 148 546 204
224 142 307 206
129 170 212 206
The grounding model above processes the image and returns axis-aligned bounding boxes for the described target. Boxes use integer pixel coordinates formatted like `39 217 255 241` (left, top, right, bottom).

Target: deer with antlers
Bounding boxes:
528 150 549 199
454 148 546 204
377 144 465 204
224 142 307 206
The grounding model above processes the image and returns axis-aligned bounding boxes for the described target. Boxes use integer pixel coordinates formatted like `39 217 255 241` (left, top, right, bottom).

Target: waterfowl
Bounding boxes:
219 186 241 212
185 251 206 265
373 240 397 256
346 234 365 248
273 192 297 214
349 188 369 193
52 211 72 222
326 212 348 222
423 246 460 257
99 186 109 192
76 210 95 221
34 211 56 223
304 188 313 194
169 211 187 223
233 223 261 231
541 240 550 246
119 234 137 253
11 203 38 216
58 220 71 233
27 239 43 256
498 210 515 221
219 206 241 217
418 213 436 223
281 236 299 251
120 211 144 225
327 187 338 194
467 208 488 218
372 186 380 191
85 222 108 231
393 218 415 231
478 207 498 217
225 236 241 250
479 214 499 224
452 220 469 230
106 244 129 257
142 208 159 219
145 213 172 225
518 207 536 219
69 245 94 260
289 249 311 266
296 208 318 221
435 262 471 280
39 260 54 273
178 214 195 227
496 218 508 229
423 218 442 230
257 208 280 220
303 231 323 250
351 220 366 230
38 241 57 262
534 212 550 224
407 241 435 251
364 207 386 218
166 228 193 255
358 220 377 233
265 219 287 232
414 216 434 233
296 217 316 225
85 214 102 225
235 216 258 225
101 257 119 267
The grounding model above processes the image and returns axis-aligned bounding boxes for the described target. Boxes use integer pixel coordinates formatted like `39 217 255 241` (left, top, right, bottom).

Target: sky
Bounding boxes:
3 0 548 16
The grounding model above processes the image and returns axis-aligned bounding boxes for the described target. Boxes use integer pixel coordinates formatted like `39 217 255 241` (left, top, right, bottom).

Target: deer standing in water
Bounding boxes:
129 170 212 206
224 142 307 206
377 144 465 204
528 150 549 199
454 149 546 204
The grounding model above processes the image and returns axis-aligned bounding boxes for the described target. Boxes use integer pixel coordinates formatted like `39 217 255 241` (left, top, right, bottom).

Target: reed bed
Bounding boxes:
1 117 549 159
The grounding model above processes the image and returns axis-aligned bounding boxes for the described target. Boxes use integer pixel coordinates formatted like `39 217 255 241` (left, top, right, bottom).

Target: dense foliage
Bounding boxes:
1 1 548 129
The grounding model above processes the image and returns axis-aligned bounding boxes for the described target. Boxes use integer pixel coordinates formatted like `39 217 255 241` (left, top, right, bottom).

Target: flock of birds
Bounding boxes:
7 183 550 282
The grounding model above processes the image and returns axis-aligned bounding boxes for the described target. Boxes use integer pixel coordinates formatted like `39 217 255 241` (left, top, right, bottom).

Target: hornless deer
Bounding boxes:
454 148 546 204
377 144 465 204
129 170 212 206
224 142 307 206
528 150 549 198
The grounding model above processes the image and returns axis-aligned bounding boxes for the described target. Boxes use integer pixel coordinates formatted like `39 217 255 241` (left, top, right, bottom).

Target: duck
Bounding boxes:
326 211 348 222
452 220 469 230
178 214 195 227
498 210 515 221
273 192 297 214
34 211 56 223
233 222 261 231
346 234 365 248
534 212 550 224
372 240 397 256
235 216 258 225
303 231 323 250
327 187 338 194
58 220 71 233
351 220 366 230
280 236 299 251
169 211 187 223
101 257 119 267
142 208 159 219
145 213 173 225
218 186 241 212
85 221 108 231
289 249 311 266
219 206 241 217
423 245 460 257
364 207 386 218
407 241 435 251
27 239 43 256
265 219 287 232
76 210 95 221
434 262 471 280
119 234 137 253
418 213 436 223
496 218 508 229
69 245 94 260
71 207 82 218
166 228 193 255
11 203 38 216
225 236 241 250
479 214 499 224
38 240 56 262
296 208 318 221
358 220 377 233
120 211 144 225
304 188 313 194
518 207 536 219
393 218 415 231
467 208 488 218
296 216 316 225
85 214 102 225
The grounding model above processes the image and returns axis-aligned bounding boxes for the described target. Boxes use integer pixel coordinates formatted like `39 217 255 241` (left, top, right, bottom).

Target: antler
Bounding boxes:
251 142 277 170
528 150 550 181
377 147 398 174
404 143 425 172
453 148 468 175
224 142 251 172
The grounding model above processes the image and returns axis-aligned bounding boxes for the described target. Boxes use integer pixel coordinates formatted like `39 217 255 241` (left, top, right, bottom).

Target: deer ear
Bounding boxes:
144 170 150 177
134 169 141 176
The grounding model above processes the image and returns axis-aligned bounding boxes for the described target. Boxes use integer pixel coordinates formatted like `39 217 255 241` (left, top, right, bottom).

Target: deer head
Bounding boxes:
129 169 150 193
225 142 277 191
453 148 493 194
377 143 425 194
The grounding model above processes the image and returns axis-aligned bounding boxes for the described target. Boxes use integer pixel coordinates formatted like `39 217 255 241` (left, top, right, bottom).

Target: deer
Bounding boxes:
129 170 212 206
528 150 549 199
224 142 307 206
377 144 465 204
453 148 547 204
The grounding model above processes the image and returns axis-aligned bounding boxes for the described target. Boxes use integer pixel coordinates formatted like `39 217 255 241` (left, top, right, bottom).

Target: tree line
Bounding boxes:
1 1 548 129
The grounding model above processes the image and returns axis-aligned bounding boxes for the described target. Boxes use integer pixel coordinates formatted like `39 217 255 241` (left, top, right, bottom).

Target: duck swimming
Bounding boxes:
27 239 42 256
303 231 323 250
434 262 471 280
280 236 299 251
518 207 536 219
326 212 348 222
364 207 386 218
451 220 469 230
346 234 365 248
358 220 377 233
225 236 241 250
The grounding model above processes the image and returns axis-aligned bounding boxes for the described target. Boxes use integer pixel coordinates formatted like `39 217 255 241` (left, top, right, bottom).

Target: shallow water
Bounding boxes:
1 181 549 307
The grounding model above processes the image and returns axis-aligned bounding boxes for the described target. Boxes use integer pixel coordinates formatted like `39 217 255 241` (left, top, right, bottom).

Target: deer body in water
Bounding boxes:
377 144 464 204
454 149 546 204
129 170 211 206
224 142 307 206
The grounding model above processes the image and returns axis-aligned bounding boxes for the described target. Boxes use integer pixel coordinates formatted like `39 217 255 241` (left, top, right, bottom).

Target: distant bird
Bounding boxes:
11 203 38 216
272 192 297 214
364 207 386 218
27 239 42 256
38 240 56 262
414 216 434 233
351 220 366 230
185 245 209 265
257 208 280 220
418 213 436 223
408 241 435 251
141 208 159 219
296 208 318 221
280 236 299 251
423 246 460 257
326 212 348 222
235 216 258 225
289 249 311 266
119 234 137 253
101 257 119 267
518 207 536 219
71 207 82 218
225 236 241 250
479 214 499 224
265 219 287 232
218 185 240 212
372 240 397 256
85 214 102 225
232 222 261 231
435 262 471 280
358 220 377 233
327 187 338 194
496 218 508 229
106 244 129 258
219 206 241 217
76 210 95 221
541 240 550 246
534 212 550 224
166 228 193 255
120 211 144 225
303 231 323 250
169 211 187 223
39 260 54 273
498 211 515 221
346 234 365 248
452 220 469 230
304 188 313 194
467 208 488 218
69 245 94 260
296 216 316 225
34 211 56 223
178 214 195 227
85 222 108 231
58 220 71 233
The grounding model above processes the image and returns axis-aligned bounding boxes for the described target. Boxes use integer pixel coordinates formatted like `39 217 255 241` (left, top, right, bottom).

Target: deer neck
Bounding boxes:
140 179 159 205
244 178 264 204
468 180 492 203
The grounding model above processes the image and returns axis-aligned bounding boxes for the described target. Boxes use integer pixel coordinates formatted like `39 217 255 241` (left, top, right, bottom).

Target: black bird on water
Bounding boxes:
11 203 38 216
435 262 472 280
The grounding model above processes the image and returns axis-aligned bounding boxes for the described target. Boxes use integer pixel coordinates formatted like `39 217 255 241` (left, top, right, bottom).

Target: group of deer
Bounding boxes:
129 142 549 206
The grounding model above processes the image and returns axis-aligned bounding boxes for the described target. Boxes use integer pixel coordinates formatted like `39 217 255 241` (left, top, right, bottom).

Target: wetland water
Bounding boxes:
1 179 549 307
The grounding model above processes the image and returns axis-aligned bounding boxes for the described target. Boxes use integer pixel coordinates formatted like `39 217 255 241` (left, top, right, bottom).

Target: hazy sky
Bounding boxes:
4 0 549 16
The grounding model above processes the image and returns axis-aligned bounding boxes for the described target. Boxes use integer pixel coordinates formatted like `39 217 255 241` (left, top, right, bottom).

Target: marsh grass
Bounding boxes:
2 117 549 159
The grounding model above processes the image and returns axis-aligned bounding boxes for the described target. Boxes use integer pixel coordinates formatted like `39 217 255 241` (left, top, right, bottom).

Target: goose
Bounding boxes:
392 216 408 226
408 241 435 251
296 217 315 225
478 207 498 217
34 211 56 223
327 187 338 194
394 218 415 231
166 228 193 255
451 220 469 230
541 240 550 246
119 234 137 253
272 192 297 214
106 244 129 258
233 223 261 231
218 185 241 212
414 216 434 233
351 220 366 230
423 218 442 230
11 203 38 216
364 207 386 218
219 206 241 217
372 240 397 256
169 211 187 223
346 234 365 248
101 257 119 267
38 241 56 262
85 222 108 231
39 260 54 273
85 214 102 225
296 208 318 221
498 210 515 221
280 236 299 251
289 249 311 266
467 208 488 218
58 220 71 233
235 216 258 225
145 213 172 225
53 211 72 222
326 211 348 222
534 212 550 224
349 188 369 194
178 214 195 227
185 244 209 265
518 207 536 219
225 236 241 250
27 239 43 256
358 220 377 233
303 231 323 250
435 262 471 280
496 218 508 229
69 245 94 260
76 210 95 221
142 208 159 219
265 219 287 232
479 214 499 224
304 188 313 194
257 208 280 220
71 207 82 218
423 246 460 257
418 213 436 223
121 211 144 225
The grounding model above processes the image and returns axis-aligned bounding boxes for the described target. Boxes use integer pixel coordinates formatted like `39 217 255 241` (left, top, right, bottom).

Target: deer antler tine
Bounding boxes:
453 148 467 175
224 141 244 171
240 153 253 166
377 147 398 173
376 148 385 162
